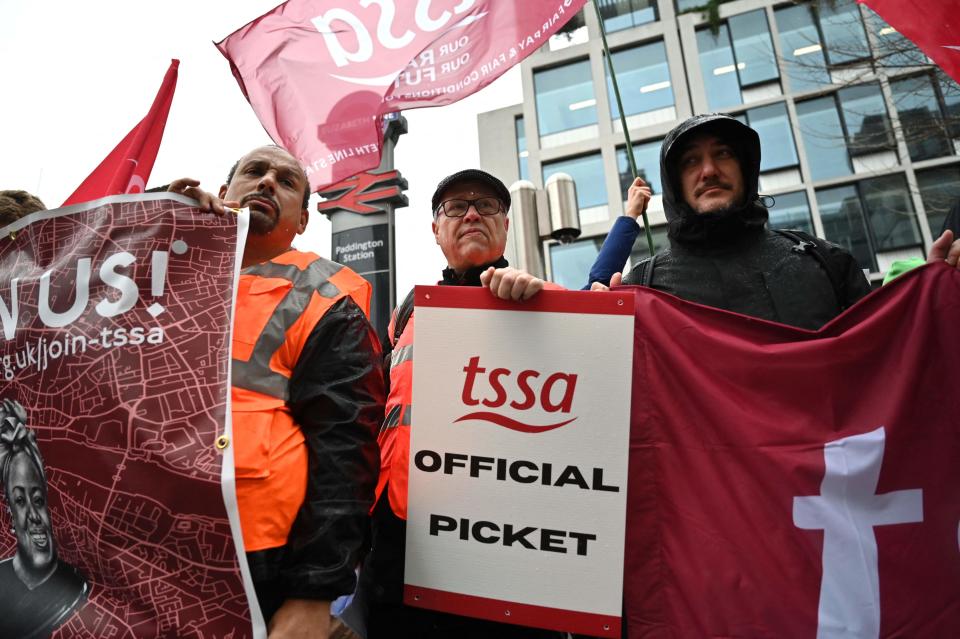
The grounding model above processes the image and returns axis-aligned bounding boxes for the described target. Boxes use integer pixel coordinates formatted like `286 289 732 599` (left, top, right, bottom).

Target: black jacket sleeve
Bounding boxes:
280 295 385 600
823 240 873 310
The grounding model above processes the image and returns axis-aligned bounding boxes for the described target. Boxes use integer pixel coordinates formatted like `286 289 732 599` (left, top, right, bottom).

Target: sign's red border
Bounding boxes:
404 586 621 638
415 286 634 315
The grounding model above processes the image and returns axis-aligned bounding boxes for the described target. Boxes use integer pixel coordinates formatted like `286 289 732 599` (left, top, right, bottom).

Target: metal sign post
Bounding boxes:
318 113 409 340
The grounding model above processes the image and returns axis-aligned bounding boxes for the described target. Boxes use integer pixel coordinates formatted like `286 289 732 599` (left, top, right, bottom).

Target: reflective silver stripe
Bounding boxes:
233 257 345 399
400 404 412 426
391 344 413 367
380 404 402 436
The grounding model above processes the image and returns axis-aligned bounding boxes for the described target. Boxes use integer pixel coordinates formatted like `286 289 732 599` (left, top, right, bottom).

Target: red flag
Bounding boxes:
624 264 960 637
216 0 588 192
858 0 960 83
62 59 179 207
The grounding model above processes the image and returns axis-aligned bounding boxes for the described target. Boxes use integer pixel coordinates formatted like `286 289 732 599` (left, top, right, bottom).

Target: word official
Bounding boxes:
414 450 620 492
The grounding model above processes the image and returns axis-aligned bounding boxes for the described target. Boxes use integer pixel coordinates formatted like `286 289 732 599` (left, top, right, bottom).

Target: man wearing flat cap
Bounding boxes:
358 169 559 638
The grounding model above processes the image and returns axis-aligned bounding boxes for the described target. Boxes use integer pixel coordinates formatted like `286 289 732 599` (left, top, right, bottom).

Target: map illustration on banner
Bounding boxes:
0 195 255 638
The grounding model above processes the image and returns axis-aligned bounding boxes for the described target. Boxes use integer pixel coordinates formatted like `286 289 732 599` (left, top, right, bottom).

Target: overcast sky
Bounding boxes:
0 0 522 295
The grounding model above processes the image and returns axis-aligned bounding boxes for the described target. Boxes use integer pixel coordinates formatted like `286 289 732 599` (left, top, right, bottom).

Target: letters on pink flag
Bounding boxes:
624 264 960 638
216 0 588 192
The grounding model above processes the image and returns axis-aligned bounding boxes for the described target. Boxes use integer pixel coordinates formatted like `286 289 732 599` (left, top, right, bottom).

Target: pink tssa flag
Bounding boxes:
63 59 179 207
858 0 959 83
624 263 960 638
216 1 588 193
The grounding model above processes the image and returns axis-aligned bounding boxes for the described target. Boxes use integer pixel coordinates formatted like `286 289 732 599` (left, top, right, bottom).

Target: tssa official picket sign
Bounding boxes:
405 286 633 637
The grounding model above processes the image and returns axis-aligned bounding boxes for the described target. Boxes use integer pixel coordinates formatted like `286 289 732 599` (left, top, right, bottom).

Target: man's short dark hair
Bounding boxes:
225 145 311 210
0 190 46 226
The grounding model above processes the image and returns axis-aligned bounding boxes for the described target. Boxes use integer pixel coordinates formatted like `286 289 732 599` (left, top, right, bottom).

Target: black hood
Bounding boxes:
660 114 768 247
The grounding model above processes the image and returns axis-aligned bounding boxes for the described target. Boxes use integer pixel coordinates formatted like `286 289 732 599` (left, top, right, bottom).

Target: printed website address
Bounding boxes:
3 326 164 381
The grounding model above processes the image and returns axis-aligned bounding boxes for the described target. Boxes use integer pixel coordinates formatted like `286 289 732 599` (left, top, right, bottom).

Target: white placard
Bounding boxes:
405 287 634 637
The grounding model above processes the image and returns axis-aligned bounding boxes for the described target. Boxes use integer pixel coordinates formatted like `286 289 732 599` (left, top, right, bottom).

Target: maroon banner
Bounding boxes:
0 195 253 638
857 0 959 83
216 0 588 192
63 60 179 207
624 263 960 637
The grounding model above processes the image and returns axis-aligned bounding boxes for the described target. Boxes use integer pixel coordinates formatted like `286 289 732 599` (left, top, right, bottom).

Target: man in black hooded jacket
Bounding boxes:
594 114 871 330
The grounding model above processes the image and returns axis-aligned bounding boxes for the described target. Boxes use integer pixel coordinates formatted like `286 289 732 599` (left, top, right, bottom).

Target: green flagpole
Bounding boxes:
593 0 655 255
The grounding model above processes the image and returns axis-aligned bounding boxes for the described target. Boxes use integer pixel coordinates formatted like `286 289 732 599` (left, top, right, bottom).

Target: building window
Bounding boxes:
890 74 955 162
616 140 663 200
676 0 705 12
534 60 597 138
542 153 608 222
728 10 779 87
515 116 530 181
916 165 960 237
598 0 657 32
839 84 895 157
863 9 927 68
859 174 922 250
941 71 960 137
817 0 870 66
629 225 670 264
816 184 876 271
816 174 923 272
797 96 853 181
549 237 604 289
606 41 674 120
549 8 588 51
768 190 814 235
775 4 831 93
743 103 799 172
697 10 779 111
697 25 742 111
797 83 895 181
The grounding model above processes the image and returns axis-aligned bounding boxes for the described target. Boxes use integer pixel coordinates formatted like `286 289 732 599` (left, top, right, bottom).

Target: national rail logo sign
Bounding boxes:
316 169 408 216
405 286 633 638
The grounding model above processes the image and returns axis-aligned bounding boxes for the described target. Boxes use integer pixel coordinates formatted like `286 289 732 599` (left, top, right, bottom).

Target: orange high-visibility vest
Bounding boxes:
373 280 562 520
232 249 371 552
374 309 415 520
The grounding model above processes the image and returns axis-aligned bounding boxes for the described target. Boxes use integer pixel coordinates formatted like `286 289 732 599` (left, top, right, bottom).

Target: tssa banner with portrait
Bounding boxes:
624 263 960 638
0 195 258 638
405 286 634 638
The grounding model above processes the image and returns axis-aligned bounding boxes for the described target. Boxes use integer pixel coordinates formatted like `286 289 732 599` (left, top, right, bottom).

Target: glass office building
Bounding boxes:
477 0 960 289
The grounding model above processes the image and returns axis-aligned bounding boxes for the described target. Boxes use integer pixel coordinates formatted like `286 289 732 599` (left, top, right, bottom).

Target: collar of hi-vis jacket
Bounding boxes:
233 250 351 402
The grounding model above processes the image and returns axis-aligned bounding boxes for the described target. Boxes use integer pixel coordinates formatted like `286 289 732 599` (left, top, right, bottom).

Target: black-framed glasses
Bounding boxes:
434 197 504 218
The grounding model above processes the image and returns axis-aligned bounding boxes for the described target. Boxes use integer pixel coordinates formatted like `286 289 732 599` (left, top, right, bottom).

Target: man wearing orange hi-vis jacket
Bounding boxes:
169 145 384 639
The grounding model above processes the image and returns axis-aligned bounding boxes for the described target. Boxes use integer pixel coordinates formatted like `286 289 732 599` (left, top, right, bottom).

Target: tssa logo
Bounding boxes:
310 0 483 85
457 356 578 433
